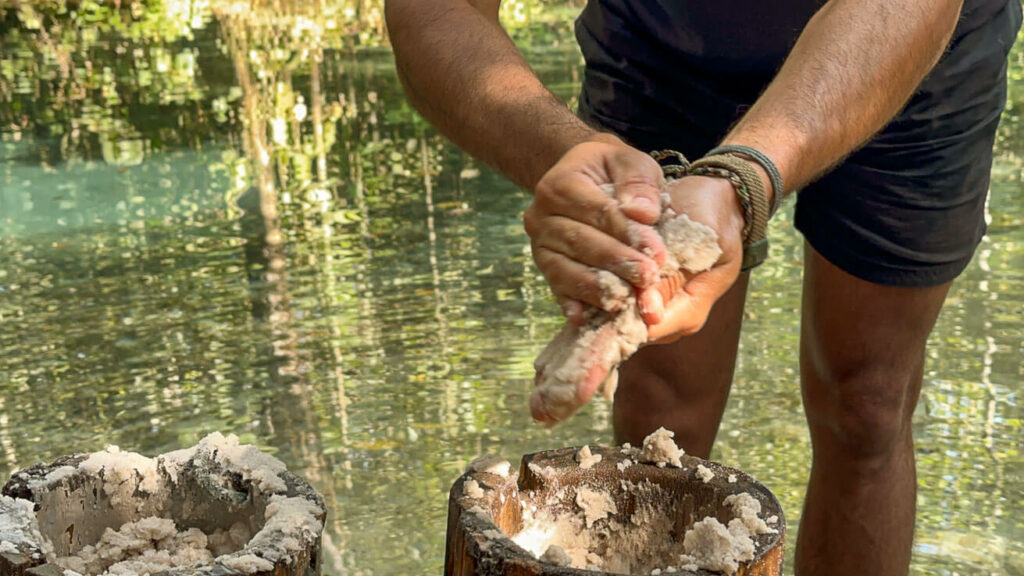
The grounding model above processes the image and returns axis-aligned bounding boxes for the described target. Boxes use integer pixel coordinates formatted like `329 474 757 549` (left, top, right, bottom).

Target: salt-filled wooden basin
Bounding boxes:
446 430 785 576
0 433 324 576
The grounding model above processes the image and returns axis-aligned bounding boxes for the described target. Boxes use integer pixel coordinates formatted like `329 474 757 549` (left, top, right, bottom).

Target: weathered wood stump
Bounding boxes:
446 445 785 576
0 434 325 576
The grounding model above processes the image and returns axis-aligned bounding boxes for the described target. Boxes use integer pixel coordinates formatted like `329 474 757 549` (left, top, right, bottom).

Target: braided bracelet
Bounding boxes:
649 150 771 270
707 144 785 217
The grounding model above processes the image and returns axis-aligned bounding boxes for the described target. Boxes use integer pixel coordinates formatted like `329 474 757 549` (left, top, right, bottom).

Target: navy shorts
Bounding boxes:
577 0 1022 287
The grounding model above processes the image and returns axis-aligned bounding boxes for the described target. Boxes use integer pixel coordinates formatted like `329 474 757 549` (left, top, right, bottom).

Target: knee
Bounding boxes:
804 364 917 463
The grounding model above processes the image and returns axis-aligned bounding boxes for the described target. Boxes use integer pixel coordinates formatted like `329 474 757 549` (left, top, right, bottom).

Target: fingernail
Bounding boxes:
640 290 664 318
623 196 653 212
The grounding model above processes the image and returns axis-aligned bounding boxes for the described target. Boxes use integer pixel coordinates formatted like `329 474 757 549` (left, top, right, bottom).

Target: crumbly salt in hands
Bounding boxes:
531 185 721 424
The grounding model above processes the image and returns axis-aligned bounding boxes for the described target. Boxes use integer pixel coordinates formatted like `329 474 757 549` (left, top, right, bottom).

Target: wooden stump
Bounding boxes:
445 446 785 576
0 438 325 576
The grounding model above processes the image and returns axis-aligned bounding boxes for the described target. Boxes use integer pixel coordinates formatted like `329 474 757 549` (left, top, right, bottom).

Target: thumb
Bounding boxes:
646 260 740 342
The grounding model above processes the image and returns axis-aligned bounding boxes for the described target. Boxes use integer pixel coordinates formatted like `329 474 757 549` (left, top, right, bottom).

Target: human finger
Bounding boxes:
530 215 661 288
532 172 667 264
533 247 631 312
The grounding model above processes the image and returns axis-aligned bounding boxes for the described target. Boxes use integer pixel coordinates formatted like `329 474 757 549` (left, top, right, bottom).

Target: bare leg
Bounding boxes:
614 273 749 458
796 243 950 576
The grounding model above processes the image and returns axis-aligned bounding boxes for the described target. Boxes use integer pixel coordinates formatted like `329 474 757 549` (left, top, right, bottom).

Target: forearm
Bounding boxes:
722 0 964 199
386 0 598 190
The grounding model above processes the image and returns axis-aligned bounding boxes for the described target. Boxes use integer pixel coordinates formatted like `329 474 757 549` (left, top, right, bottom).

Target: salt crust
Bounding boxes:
639 427 685 468
574 488 616 528
696 464 715 484
532 188 722 423
467 455 512 478
8 433 323 575
595 270 631 309
679 493 777 575
575 446 602 470
0 495 54 557
463 479 485 499
54 517 213 576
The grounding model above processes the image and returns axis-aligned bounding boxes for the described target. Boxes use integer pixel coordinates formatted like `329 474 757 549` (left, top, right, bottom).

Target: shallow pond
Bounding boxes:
0 3 1022 574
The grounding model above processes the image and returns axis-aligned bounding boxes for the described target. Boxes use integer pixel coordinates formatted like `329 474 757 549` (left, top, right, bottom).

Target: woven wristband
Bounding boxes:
689 154 770 271
707 144 784 217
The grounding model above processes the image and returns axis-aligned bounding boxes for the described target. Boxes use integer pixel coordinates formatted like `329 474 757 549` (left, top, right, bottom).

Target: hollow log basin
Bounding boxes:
446 446 784 576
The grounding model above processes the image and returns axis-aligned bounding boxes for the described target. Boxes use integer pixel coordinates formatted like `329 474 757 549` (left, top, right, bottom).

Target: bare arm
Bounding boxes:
722 0 965 201
385 0 600 190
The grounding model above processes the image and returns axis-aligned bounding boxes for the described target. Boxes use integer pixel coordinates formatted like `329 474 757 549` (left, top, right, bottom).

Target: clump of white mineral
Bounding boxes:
196 432 288 493
575 446 602 470
696 464 715 484
467 455 512 478
463 479 485 499
677 492 776 575
54 517 213 576
574 487 617 528
0 495 54 557
659 213 722 274
639 427 684 468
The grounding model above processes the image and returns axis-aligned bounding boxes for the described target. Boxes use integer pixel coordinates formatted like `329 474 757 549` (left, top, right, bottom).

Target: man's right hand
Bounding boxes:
523 134 669 323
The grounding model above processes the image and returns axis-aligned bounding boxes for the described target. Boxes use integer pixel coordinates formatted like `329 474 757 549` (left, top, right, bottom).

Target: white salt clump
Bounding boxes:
532 303 648 422
595 269 631 309
467 455 512 478
207 521 251 557
540 544 572 567
218 554 274 573
0 495 54 557
682 517 753 575
724 493 776 535
696 464 715 484
463 479 485 499
728 474 737 484
78 447 162 504
659 213 722 273
0 540 18 554
195 432 288 493
767 515 779 525
575 446 602 470
244 495 323 562
531 187 722 424
616 459 633 472
639 427 684 468
54 517 213 576
575 487 617 528
32 466 78 490
678 492 776 575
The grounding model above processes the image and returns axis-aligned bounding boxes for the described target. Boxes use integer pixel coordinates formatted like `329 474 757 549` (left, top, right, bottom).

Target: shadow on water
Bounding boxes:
0 2 1022 574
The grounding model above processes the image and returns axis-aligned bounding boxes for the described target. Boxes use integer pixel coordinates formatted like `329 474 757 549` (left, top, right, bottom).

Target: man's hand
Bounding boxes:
524 134 669 322
640 175 746 342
